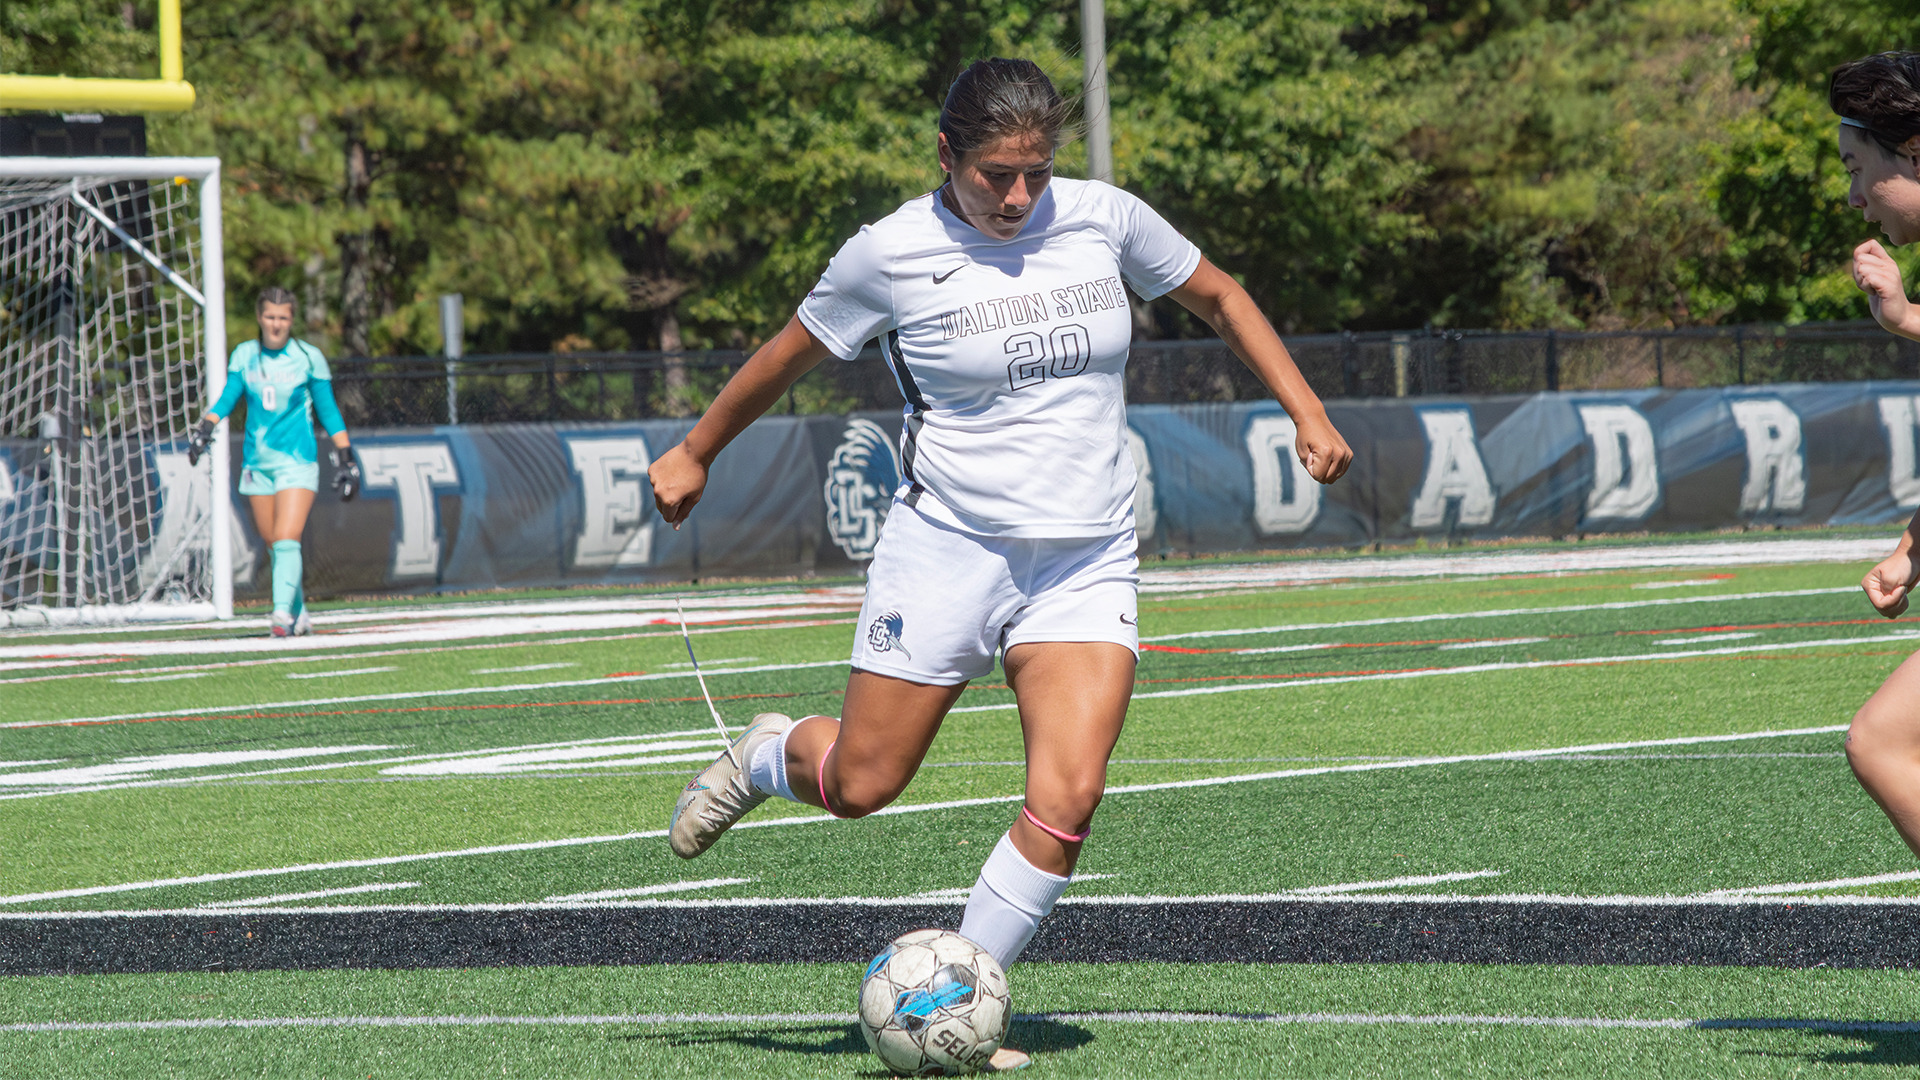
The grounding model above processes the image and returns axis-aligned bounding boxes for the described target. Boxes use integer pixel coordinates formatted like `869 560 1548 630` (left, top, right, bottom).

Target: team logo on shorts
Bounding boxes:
867 610 911 658
824 418 902 561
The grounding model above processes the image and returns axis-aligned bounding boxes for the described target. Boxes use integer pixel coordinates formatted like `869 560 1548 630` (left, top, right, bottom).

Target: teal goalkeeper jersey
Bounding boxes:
210 339 344 471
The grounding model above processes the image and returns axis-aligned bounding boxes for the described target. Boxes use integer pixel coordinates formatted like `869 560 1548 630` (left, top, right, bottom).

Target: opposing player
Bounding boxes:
187 288 361 636
1833 53 1920 855
651 58 1350 1062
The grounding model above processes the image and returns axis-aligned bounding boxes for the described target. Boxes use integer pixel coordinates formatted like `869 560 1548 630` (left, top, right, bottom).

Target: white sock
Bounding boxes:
747 720 800 802
958 831 1071 969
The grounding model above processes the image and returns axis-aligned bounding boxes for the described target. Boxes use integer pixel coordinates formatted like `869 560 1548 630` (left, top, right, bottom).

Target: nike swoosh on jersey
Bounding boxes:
932 266 964 284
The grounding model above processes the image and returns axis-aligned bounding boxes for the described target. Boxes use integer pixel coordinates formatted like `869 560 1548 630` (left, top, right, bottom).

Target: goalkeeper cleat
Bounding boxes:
293 611 313 636
269 611 295 638
668 712 793 859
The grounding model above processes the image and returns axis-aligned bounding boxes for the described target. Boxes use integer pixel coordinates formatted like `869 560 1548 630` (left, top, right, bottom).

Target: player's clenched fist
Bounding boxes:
1855 240 1917 337
1864 547 1919 619
1296 414 1353 484
649 442 707 529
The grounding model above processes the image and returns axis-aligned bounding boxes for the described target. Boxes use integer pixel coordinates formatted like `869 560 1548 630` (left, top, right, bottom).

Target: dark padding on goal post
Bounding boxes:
4 900 1919 975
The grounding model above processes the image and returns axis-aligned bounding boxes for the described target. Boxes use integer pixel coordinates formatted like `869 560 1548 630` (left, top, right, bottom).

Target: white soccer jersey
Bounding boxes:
798 177 1201 538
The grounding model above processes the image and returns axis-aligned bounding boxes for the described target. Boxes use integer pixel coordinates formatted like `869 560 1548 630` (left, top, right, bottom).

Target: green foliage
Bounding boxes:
1 0 1905 342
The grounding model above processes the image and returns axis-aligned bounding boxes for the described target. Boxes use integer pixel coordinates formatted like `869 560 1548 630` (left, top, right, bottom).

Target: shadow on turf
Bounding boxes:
1699 1020 1920 1067
619 1018 1094 1071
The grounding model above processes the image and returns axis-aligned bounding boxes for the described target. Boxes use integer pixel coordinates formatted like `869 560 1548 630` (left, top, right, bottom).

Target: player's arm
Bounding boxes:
1166 258 1352 483
309 373 361 499
187 365 248 465
1855 240 1920 341
649 315 833 528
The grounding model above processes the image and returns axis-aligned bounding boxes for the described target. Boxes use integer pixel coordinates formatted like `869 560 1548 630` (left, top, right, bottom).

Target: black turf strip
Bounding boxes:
5 901 1919 976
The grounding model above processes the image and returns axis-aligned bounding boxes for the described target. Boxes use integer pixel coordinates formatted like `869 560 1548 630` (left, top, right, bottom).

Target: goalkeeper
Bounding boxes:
187 287 361 637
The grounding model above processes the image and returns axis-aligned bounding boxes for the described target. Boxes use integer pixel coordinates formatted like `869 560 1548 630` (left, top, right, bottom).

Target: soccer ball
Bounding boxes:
858 929 1011 1076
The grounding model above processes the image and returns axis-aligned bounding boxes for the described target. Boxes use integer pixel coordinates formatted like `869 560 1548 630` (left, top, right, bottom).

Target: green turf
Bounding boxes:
6 549 1920 1075
3 963 1918 1078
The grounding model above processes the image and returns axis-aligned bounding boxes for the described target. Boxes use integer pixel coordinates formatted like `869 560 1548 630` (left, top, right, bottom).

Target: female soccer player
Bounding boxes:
1833 52 1920 855
187 287 361 637
652 58 1350 1056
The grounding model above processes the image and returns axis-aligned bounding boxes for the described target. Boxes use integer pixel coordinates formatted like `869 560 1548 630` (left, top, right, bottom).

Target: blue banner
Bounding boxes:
7 382 1917 600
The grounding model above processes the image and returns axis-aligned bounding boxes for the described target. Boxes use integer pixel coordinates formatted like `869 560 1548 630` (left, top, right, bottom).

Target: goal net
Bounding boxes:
0 157 231 627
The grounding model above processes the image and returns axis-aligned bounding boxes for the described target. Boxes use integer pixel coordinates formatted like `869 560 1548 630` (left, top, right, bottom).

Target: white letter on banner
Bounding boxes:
1879 395 1920 508
1246 414 1321 534
1127 426 1158 541
359 443 460 579
1578 404 1660 520
1728 398 1805 513
1409 409 1495 528
568 436 653 569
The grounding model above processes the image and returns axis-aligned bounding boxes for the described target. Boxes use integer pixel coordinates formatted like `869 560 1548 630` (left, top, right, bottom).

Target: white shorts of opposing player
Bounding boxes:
747 500 1141 968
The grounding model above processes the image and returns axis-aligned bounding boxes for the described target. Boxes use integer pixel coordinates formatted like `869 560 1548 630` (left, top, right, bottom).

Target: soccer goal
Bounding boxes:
0 157 232 627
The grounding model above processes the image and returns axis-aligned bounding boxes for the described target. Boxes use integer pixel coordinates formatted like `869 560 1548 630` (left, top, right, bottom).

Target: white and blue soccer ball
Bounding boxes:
858 929 1011 1076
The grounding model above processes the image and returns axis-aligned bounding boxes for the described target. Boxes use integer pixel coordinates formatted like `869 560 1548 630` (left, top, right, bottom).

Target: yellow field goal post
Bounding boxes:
0 0 195 112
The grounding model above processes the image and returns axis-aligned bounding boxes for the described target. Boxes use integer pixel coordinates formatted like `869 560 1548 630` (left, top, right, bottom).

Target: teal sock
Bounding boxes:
271 540 302 615
292 578 306 619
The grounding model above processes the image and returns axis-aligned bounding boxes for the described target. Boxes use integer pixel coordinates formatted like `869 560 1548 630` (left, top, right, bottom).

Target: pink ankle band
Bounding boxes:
817 740 838 818
1022 805 1090 843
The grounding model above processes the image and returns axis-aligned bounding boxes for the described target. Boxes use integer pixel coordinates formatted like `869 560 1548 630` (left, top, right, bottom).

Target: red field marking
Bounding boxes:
1142 635 1560 655
37 690 823 729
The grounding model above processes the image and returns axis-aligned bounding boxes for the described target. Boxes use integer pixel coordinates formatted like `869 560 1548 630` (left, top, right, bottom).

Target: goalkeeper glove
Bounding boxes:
330 445 362 502
185 419 216 466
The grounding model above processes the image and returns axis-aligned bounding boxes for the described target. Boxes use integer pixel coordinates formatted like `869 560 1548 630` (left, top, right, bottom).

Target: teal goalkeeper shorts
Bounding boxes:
238 461 320 496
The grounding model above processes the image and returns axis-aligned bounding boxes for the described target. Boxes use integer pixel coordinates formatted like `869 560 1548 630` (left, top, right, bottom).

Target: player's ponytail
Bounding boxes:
1831 52 1920 158
939 58 1078 160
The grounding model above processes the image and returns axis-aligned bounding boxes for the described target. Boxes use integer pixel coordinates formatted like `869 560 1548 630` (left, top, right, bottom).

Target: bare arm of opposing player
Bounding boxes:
649 316 832 528
1167 257 1353 484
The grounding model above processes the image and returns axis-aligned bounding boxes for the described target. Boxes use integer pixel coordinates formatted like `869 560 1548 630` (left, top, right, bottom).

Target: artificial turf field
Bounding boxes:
8 534 1920 1076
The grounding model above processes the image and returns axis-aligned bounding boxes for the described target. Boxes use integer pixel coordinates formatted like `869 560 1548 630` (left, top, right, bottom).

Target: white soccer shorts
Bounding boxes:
851 500 1140 685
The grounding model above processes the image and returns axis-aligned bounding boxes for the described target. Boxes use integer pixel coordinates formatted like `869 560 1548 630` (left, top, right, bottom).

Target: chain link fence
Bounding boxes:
325 321 1920 427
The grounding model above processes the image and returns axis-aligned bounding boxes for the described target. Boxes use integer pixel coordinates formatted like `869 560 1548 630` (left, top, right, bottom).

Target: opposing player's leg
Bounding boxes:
256 485 316 635
959 641 1133 967
1848 649 1920 857
668 673 963 857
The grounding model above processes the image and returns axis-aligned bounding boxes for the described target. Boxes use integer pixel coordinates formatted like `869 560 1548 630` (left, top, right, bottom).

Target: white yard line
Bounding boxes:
545 878 754 902
200 882 421 908
0 607 856 661
110 672 212 683
3 658 851 729
284 667 397 680
1142 587 1856 642
953 630 1920 714
1705 870 1920 896
0 619 856 686
1135 537 1895 592
1287 870 1502 894
0 730 726 802
0 725 1843 907
471 663 576 675
23 622 1913 731
8 1010 1918 1035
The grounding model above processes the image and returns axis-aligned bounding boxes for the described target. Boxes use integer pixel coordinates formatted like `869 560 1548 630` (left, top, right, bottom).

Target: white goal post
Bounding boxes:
0 157 231 626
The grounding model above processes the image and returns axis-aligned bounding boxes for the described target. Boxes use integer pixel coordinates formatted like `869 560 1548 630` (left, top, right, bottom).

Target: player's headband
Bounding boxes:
1841 117 1878 134
1842 116 1910 148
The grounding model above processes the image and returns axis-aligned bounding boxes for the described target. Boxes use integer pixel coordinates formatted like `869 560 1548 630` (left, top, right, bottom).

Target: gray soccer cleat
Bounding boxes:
293 611 313 636
269 611 295 638
668 712 794 859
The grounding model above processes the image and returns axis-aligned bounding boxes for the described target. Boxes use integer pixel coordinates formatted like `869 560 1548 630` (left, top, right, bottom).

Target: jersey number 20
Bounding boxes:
1005 324 1093 392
